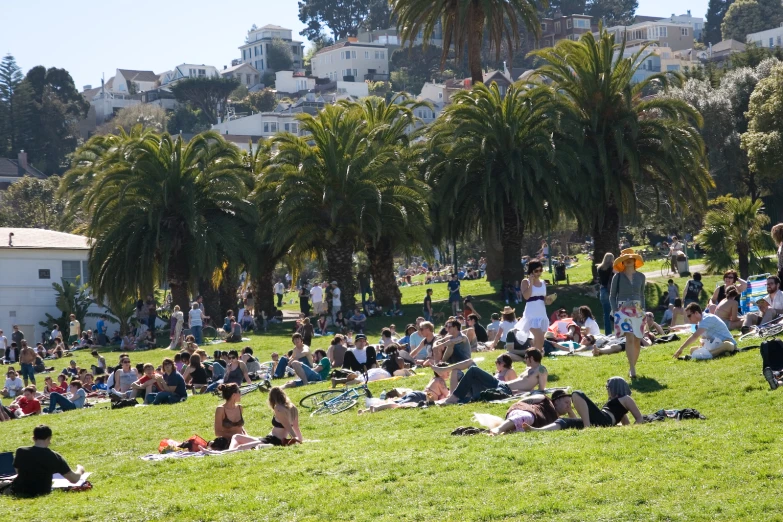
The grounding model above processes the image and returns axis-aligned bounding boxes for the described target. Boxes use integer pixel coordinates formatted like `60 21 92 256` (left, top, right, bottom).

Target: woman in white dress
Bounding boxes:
518 260 557 353
168 305 184 350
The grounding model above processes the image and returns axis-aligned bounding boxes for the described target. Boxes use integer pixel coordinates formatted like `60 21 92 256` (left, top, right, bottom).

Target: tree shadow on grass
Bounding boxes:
630 376 667 393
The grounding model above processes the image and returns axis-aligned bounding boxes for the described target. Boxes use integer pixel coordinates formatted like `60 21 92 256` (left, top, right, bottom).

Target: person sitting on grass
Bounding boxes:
43 376 65 395
708 270 747 313
433 319 472 390
241 347 262 375
2 425 86 497
91 350 106 376
226 320 243 343
222 387 302 449
488 390 577 436
109 356 138 399
145 358 187 405
380 343 415 377
348 308 367 333
410 322 437 366
342 334 378 373
273 333 314 379
282 349 331 389
713 285 743 331
673 303 738 360
182 354 209 393
523 377 645 431
8 386 41 418
47 380 86 414
206 350 253 392
211 383 246 450
494 354 518 381
662 298 686 327
641 313 666 346
434 348 548 405
2 369 25 398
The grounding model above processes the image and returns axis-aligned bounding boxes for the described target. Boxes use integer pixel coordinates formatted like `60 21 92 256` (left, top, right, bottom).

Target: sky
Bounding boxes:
0 0 709 90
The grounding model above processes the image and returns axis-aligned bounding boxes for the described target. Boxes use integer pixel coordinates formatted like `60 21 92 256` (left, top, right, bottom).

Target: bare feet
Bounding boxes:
592 347 601 357
521 422 534 432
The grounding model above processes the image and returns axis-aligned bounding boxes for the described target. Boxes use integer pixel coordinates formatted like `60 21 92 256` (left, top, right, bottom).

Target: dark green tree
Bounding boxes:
546 0 587 17
298 0 372 40
170 76 239 125
267 38 294 71
722 0 783 42
587 0 638 26
0 54 24 155
166 105 210 134
704 0 735 45
0 176 69 230
246 89 277 112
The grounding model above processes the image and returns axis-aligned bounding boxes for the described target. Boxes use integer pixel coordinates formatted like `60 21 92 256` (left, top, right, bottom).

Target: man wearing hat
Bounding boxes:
609 248 646 379
342 334 377 372
489 390 577 436
330 281 342 324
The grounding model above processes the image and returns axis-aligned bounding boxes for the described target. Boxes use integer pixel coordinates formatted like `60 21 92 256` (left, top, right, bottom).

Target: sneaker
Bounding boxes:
763 367 778 390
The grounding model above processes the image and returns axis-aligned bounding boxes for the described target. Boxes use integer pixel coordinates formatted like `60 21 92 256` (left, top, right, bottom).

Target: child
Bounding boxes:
8 386 41 418
93 375 108 391
667 279 679 306
91 350 107 375
63 360 79 377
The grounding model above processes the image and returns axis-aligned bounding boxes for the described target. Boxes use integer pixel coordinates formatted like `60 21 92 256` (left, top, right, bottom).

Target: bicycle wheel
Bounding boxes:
323 398 358 415
760 323 783 338
738 327 760 342
299 390 343 410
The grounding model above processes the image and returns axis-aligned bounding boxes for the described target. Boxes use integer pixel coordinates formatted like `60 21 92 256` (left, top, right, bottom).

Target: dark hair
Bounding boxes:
242 347 253 355
91 350 98 357
213 350 222 360
726 285 739 299
693 272 702 281
174 353 182 363
491 313 499 320
381 328 392 338
723 270 738 281
426 288 433 294
496 354 513 369
189 354 203 368
291 332 303 342
161 357 175 371
674 298 682 307
527 260 543 274
434 361 449 376
218 382 239 400
579 306 594 321
314 349 327 360
468 314 479 322
23 385 36 394
69 380 82 390
768 275 781 286
181 352 191 365
446 320 461 330
228 350 239 359
384 343 400 355
226 309 233 317
33 425 53 441
685 302 702 315
524 348 542 363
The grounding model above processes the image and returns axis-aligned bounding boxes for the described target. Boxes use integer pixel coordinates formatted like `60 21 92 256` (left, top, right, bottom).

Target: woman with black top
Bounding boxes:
523 377 645 431
182 353 209 392
596 253 615 335
222 387 302 449
708 270 747 313
299 285 311 316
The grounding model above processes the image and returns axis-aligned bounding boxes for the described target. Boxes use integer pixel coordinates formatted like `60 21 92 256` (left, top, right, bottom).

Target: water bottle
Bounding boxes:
380 390 387 400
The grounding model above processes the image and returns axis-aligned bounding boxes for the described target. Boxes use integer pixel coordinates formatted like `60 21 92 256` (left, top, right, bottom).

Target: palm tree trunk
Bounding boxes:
501 202 524 288
198 279 220 323
484 222 503 283
592 199 621 276
252 260 276 318
367 237 401 308
468 2 485 85
325 242 357 312
219 268 239 317
167 256 191 315
737 242 750 279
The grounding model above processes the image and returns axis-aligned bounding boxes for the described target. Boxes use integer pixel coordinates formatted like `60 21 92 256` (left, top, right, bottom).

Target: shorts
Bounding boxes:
19 363 35 382
507 409 535 431
397 391 427 405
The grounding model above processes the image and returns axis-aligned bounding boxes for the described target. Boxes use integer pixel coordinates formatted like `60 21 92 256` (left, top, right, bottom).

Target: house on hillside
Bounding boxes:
0 228 107 343
312 39 390 82
221 63 261 89
239 24 305 74
160 64 220 87
0 152 46 190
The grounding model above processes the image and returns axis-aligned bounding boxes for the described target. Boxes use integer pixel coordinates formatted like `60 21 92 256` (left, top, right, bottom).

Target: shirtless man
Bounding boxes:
433 320 471 390
18 341 37 387
435 348 548 405
410 322 437 365
712 285 743 330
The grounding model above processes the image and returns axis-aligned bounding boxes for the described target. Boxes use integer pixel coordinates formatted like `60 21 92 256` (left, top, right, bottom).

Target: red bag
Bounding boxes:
179 434 209 452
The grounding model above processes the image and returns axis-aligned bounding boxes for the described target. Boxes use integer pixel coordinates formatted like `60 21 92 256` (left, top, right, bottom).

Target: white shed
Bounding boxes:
0 228 99 344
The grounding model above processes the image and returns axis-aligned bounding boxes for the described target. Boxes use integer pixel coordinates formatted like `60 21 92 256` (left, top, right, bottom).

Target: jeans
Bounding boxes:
294 364 323 386
274 356 290 379
424 311 431 322
451 366 510 403
205 380 222 393
332 305 342 324
19 362 35 384
145 391 184 405
48 392 76 413
191 325 203 345
276 293 283 307
599 287 613 336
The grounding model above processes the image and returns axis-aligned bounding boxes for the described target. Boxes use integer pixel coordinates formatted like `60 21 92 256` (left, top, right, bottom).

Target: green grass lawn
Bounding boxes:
2 277 781 521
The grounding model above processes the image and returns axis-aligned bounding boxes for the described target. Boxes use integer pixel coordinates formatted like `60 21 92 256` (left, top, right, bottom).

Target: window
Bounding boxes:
681 28 688 36
778 36 782 47
246 74 251 84
260 59 264 70
353 69 358 77
566 19 572 29
771 37 775 48
189 68 196 77
352 51 357 58
62 261 81 285
438 92 443 99
198 69 206 77
541 22 547 31
375 51 382 59
269 122 277 132
291 123 298 134
555 22 561 33
365 51 370 59
660 26 667 37
39 269 50 280
284 123 290 132
263 122 269 133
574 18 590 29
259 45 263 55
344 50 351 59
242 49 246 60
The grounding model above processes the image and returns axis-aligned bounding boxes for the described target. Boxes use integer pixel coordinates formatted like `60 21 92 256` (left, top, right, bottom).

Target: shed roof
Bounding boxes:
0 228 90 250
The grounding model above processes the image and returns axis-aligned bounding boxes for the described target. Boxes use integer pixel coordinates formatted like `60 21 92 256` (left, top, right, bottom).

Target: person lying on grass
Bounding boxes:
672 303 738 360
522 377 645 431
282 349 331 389
487 389 577 436
9 386 41 418
357 364 450 414
1 425 87 497
221 387 302 449
434 348 547 405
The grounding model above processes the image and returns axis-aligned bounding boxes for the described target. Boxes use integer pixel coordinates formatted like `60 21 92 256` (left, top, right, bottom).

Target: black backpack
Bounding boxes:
760 339 783 371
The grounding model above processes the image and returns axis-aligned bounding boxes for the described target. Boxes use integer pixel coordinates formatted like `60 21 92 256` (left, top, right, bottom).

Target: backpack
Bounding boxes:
111 398 138 409
760 339 783 371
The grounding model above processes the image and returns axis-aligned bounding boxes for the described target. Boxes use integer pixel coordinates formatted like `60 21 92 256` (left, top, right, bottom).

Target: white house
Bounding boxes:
160 64 220 86
221 63 262 88
239 24 305 74
212 111 303 138
275 71 316 95
0 228 105 343
747 24 783 50
113 69 158 94
312 39 390 82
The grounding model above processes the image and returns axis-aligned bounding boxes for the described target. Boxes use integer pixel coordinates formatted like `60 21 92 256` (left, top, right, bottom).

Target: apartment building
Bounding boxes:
533 14 594 48
239 24 305 73
312 39 389 82
747 24 783 50
659 11 704 41
604 20 694 52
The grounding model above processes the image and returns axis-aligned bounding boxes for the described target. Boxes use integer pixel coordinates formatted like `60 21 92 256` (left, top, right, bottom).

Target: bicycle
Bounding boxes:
299 379 373 416
660 257 674 277
738 316 783 342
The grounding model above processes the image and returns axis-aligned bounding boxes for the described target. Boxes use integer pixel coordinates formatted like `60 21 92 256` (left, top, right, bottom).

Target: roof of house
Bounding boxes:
712 39 746 53
118 69 159 83
259 24 288 30
221 63 260 75
0 228 90 250
315 40 388 56
483 70 513 84
0 158 46 180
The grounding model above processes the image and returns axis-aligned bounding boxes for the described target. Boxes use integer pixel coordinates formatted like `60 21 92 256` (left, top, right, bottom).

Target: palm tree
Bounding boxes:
392 0 544 84
264 104 402 312
696 196 775 279
65 130 255 311
530 29 713 267
427 82 579 286
351 94 432 307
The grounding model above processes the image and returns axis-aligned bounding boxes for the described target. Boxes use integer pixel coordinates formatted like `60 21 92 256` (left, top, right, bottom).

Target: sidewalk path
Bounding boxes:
642 264 706 280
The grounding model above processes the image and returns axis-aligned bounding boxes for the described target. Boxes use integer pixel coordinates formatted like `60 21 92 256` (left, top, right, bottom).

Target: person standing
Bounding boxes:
145 294 158 336
189 302 204 345
299 284 311 316
274 280 285 308
330 281 342 323
65 315 79 345
519 260 557 354
310 282 324 316
5 425 86 497
772 223 783 283
18 341 36 387
596 253 615 335
169 305 184 350
0 329 7 361
610 249 647 379
447 274 461 316
423 288 433 321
